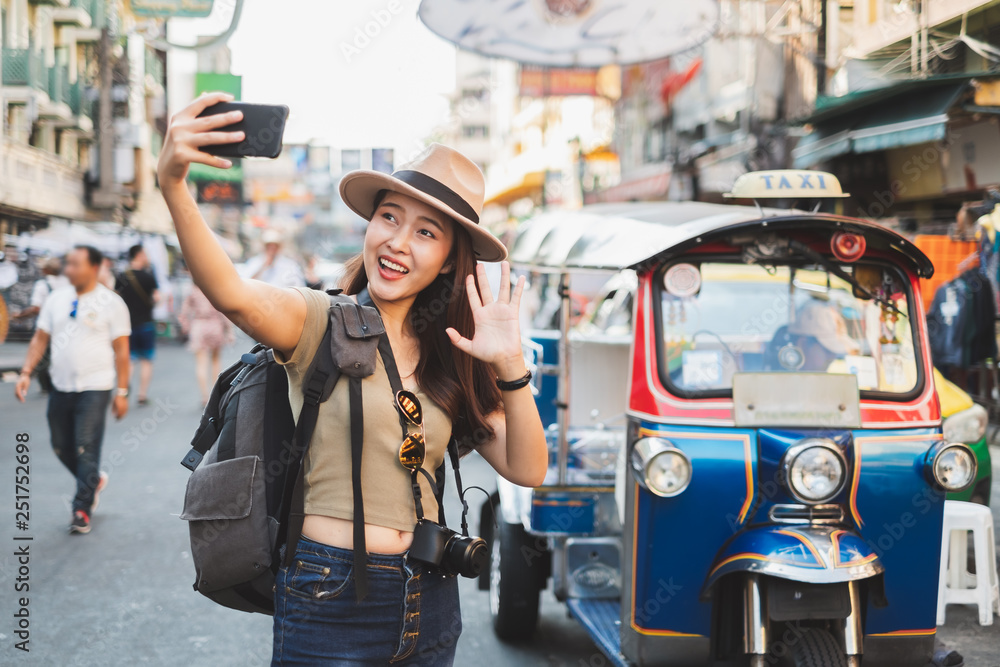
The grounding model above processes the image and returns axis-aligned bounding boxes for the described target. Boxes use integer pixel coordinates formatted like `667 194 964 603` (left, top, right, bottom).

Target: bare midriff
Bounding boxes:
301 514 413 554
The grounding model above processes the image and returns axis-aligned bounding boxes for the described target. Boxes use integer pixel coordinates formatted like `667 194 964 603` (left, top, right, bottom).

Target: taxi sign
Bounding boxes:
724 170 850 199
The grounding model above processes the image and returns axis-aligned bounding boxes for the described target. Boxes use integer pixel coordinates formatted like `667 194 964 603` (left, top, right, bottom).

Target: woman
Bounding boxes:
157 92 547 665
178 281 234 406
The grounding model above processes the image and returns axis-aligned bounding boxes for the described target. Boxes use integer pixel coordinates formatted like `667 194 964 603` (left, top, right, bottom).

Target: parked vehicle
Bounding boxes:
574 271 992 507
485 171 975 667
937 371 992 505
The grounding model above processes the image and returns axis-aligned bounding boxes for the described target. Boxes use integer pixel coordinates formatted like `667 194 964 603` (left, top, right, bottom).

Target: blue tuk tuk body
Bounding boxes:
488 174 970 667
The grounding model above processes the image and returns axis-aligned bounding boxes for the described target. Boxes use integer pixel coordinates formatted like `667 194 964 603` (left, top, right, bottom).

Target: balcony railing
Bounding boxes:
2 49 47 91
48 64 70 106
68 80 92 117
0 139 88 221
72 0 105 29
145 49 164 87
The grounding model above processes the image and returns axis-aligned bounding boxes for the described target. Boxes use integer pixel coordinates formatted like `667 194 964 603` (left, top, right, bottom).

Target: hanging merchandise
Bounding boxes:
926 268 997 374
962 268 998 365
978 219 1000 312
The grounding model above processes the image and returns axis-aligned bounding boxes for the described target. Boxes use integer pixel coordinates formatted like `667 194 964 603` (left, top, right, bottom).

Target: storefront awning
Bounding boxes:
583 145 619 162
793 80 970 168
584 163 671 204
484 171 545 208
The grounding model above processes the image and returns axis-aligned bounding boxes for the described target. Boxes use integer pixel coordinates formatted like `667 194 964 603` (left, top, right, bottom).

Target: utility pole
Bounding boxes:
92 25 121 217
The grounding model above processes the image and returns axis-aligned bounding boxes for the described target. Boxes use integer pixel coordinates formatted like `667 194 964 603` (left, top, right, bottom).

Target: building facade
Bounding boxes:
796 0 1000 228
1 0 168 237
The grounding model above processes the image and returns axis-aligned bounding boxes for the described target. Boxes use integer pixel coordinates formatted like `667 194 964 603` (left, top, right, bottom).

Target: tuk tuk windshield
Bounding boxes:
658 262 920 396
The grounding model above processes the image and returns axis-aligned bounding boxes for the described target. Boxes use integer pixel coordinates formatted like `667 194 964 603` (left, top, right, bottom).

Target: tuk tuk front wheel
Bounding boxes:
490 520 542 641
791 627 847 667
478 493 499 591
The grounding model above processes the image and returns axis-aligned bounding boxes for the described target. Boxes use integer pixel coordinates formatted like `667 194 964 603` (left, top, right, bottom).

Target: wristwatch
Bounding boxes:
116 387 129 397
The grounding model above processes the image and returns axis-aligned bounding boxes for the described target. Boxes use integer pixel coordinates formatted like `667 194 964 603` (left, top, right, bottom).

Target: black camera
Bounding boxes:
408 519 488 578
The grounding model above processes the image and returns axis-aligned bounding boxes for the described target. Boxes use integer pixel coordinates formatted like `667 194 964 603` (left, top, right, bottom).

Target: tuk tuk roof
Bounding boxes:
507 201 934 278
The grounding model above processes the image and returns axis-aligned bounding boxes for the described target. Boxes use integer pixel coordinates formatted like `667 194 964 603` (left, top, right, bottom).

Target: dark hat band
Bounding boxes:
392 170 480 224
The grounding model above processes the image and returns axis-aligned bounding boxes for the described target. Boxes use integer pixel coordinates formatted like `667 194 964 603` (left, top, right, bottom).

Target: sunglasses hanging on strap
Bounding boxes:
360 289 489 582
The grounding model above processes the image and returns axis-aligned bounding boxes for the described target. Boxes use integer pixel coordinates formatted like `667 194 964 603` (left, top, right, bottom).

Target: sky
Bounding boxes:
166 0 459 165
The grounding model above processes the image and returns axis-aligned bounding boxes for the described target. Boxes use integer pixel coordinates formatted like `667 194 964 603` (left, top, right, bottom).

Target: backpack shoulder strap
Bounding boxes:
281 289 367 567
124 268 154 307
180 343 265 470
279 302 344 567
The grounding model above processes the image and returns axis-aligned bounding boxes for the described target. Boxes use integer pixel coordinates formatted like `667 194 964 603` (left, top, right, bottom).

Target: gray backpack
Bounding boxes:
178 290 392 614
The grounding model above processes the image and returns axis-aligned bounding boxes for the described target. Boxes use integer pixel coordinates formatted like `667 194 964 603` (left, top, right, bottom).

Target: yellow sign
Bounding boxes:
725 170 850 199
973 79 1000 107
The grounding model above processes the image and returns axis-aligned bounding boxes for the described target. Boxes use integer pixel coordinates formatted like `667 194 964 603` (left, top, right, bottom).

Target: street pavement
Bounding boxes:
0 336 598 667
0 336 999 666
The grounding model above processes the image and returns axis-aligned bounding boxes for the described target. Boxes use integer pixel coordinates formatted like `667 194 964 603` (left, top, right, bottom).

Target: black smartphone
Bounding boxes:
196 102 290 159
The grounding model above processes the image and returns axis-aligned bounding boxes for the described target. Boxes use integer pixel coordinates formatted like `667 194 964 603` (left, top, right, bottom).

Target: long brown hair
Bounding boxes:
340 192 503 453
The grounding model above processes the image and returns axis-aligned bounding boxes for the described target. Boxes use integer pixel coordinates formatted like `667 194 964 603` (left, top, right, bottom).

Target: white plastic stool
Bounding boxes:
937 500 1000 626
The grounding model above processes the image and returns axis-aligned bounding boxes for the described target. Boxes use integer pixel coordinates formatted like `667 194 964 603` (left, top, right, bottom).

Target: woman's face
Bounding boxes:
363 191 455 304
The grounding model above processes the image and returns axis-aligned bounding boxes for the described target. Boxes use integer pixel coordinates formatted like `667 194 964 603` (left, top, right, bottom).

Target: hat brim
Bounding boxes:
814 333 857 356
339 170 508 263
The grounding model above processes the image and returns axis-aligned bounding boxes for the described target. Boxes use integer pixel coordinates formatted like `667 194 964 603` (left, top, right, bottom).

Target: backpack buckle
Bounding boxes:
302 367 329 406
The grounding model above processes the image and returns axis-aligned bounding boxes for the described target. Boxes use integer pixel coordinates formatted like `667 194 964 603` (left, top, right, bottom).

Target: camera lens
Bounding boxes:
444 535 488 578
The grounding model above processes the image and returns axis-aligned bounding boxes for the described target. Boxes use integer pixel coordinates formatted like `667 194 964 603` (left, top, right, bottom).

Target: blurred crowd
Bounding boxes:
1 227 344 403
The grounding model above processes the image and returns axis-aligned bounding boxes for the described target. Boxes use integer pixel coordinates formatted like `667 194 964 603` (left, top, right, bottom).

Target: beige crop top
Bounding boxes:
273 286 452 532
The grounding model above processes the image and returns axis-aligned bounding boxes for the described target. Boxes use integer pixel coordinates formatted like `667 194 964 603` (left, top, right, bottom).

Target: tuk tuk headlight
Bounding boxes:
942 403 989 444
782 439 847 504
630 438 692 497
926 442 977 492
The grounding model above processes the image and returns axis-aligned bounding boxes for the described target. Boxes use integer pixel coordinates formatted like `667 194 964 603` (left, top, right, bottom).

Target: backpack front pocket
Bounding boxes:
180 454 272 593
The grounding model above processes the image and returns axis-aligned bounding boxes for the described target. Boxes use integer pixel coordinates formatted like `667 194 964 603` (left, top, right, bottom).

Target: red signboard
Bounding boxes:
197 180 243 205
519 66 598 97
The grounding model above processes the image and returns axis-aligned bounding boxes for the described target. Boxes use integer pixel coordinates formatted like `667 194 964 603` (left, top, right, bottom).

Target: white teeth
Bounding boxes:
380 258 409 274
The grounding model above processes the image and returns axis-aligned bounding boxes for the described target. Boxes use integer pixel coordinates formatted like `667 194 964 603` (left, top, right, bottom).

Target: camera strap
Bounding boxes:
356 288 452 526
375 332 436 520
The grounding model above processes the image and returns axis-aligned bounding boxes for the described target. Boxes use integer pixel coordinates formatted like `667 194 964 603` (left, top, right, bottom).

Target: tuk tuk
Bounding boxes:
483 170 976 667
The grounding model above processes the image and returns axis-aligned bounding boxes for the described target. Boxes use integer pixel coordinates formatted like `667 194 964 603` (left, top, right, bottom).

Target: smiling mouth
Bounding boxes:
379 257 409 274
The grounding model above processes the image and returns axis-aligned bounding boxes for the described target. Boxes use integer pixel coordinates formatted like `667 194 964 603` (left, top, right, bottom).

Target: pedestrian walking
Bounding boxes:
158 92 546 666
0 244 19 289
14 245 131 534
115 244 160 406
242 228 306 288
11 256 70 392
179 283 234 406
98 256 116 290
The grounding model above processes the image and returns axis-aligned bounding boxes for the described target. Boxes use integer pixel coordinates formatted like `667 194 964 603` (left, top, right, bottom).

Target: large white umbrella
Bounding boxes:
417 0 720 67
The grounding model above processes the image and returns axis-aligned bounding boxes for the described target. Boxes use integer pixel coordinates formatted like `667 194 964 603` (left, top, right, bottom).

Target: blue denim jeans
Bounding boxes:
272 535 462 666
46 389 111 513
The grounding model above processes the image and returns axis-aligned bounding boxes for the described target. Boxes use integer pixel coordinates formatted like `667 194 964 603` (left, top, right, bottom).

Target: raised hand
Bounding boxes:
446 261 527 378
157 92 245 185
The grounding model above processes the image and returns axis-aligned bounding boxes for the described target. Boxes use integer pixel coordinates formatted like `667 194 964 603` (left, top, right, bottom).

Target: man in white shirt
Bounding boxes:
0 244 19 289
14 245 132 535
11 256 70 393
241 228 305 288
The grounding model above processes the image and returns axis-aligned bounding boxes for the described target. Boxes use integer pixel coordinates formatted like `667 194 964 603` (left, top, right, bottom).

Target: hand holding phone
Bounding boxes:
195 102 290 159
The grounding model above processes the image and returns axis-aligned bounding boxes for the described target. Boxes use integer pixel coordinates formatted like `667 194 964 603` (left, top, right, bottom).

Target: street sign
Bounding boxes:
418 0 720 67
132 0 214 18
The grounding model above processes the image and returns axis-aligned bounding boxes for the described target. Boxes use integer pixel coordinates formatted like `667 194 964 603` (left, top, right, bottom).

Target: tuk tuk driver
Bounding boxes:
781 300 860 372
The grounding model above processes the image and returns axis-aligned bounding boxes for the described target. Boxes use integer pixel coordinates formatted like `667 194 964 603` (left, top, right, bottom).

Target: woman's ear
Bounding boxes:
439 260 455 275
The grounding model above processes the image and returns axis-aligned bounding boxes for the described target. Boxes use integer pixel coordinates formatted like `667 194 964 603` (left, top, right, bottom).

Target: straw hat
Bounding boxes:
339 143 507 262
789 300 859 356
261 229 284 245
